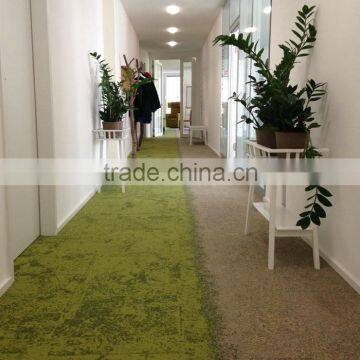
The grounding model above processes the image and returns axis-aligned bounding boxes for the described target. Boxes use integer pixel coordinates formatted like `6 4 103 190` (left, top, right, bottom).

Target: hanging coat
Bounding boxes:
134 75 161 124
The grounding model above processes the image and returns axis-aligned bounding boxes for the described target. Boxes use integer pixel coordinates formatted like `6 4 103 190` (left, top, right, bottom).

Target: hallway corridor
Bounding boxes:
0 135 216 359
1 0 360 359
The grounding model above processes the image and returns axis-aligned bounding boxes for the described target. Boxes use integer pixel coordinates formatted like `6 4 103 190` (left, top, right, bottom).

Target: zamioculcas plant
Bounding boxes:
214 5 333 230
90 52 130 124
214 5 325 136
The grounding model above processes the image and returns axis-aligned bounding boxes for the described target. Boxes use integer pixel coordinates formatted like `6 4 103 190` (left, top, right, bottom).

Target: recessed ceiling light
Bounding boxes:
263 6 272 15
244 27 257 34
166 5 180 15
167 41 178 47
167 27 179 34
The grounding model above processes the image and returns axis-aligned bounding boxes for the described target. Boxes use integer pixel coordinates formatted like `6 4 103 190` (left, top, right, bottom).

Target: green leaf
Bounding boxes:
296 16 306 25
311 212 321 226
292 30 303 40
300 211 311 218
257 48 264 59
317 194 333 207
318 186 333 197
295 22 305 32
309 24 317 36
314 203 327 218
290 40 299 48
297 216 311 230
308 6 316 12
308 123 321 130
305 185 316 191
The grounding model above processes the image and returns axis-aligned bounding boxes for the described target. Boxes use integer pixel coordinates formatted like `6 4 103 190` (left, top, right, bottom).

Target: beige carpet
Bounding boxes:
179 138 360 359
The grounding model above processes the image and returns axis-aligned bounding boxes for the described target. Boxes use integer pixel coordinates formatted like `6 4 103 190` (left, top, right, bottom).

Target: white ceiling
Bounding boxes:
121 0 225 53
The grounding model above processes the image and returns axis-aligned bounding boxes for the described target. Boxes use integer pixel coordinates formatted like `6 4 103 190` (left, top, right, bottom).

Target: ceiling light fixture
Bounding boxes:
166 5 180 15
263 5 272 14
167 27 179 34
167 41 178 47
244 27 257 34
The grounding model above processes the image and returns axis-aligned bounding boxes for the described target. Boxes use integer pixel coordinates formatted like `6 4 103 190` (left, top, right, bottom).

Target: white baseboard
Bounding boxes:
56 187 98 234
0 276 14 297
303 237 360 295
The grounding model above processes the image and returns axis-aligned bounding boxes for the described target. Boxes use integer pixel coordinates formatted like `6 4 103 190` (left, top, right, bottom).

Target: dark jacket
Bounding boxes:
134 80 161 118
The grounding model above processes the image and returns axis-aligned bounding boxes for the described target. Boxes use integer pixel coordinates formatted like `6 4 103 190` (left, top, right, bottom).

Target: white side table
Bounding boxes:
189 125 208 146
93 129 129 193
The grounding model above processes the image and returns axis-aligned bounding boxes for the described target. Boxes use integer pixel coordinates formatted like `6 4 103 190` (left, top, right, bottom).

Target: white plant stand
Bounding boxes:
244 140 328 270
189 125 208 146
93 129 130 193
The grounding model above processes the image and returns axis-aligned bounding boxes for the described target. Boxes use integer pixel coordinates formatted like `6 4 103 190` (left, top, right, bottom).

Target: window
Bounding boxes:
221 0 272 157
165 75 180 114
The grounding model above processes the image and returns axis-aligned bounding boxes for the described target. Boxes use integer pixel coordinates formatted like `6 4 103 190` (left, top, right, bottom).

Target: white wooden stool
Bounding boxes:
189 125 208 146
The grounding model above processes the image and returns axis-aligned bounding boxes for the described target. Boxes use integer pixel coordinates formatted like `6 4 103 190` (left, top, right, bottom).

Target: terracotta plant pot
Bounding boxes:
102 121 123 139
256 128 277 149
275 131 309 149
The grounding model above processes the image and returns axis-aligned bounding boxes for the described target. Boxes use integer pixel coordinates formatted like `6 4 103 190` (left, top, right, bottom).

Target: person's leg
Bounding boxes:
138 123 145 150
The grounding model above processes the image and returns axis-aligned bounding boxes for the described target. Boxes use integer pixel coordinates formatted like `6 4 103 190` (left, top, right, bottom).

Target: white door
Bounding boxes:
0 0 40 259
182 61 192 135
220 0 230 157
228 28 240 158
153 60 163 137
235 0 272 158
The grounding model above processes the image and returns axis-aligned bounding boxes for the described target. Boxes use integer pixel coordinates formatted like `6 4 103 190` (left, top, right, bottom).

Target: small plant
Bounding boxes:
90 52 129 123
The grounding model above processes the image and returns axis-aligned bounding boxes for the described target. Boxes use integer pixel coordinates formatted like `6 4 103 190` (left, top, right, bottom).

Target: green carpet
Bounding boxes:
0 135 216 359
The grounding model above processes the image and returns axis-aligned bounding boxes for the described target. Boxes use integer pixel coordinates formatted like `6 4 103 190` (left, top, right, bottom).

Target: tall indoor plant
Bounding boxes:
90 52 130 137
215 5 326 149
214 5 333 229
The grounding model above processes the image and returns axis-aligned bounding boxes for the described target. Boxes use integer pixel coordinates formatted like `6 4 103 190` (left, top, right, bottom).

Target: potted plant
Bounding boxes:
90 52 130 138
215 5 326 149
215 5 333 230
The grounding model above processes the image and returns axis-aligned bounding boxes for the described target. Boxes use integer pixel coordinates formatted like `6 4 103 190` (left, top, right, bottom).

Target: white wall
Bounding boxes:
103 0 140 77
271 0 360 292
102 0 139 154
0 0 40 258
0 56 13 295
140 48 150 71
49 0 104 231
160 60 181 73
103 0 120 77
201 12 222 155
30 0 104 235
118 0 140 67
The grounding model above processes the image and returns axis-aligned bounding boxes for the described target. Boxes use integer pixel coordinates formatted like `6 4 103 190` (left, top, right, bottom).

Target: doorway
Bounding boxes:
156 59 181 133
152 58 193 137
152 60 163 137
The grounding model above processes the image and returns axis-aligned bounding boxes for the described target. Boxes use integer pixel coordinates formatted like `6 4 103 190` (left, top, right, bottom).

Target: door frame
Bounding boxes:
151 60 164 137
